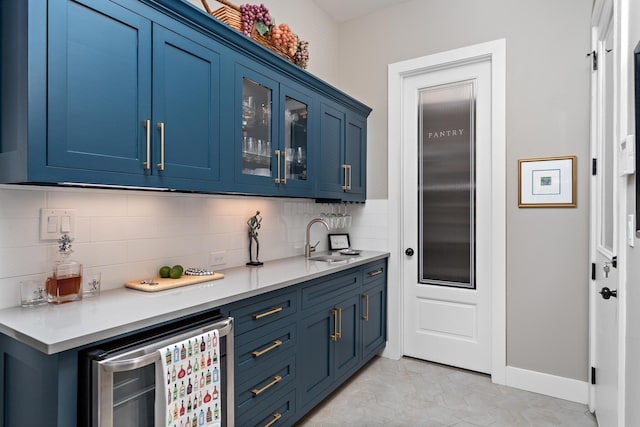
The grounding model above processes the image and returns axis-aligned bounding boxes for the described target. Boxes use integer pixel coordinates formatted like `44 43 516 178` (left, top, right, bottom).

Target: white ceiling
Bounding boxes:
312 0 409 23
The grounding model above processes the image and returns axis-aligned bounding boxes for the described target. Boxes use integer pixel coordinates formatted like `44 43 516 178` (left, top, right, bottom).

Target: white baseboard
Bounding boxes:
505 366 589 404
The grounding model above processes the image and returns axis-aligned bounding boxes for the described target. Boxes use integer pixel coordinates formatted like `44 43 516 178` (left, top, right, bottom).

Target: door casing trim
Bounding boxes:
386 39 507 384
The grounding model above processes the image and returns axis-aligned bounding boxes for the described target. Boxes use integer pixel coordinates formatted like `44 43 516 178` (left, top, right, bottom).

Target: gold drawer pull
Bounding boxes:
252 340 283 358
157 122 165 171
330 308 339 341
274 150 281 184
337 307 342 339
367 268 383 277
264 412 282 427
143 120 151 170
362 294 369 321
251 375 282 396
341 164 349 190
252 306 283 320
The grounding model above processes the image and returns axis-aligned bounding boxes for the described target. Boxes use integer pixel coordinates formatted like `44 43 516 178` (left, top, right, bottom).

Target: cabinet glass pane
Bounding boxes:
284 96 308 181
242 78 272 176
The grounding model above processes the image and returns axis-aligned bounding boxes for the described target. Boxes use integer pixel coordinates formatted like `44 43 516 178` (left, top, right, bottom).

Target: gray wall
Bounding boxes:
626 0 640 421
335 0 592 381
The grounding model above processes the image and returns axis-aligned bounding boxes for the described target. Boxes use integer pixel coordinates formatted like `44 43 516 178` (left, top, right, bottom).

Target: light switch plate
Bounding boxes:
40 208 77 240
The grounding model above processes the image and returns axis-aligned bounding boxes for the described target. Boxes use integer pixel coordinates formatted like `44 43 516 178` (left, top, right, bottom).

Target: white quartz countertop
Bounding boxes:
0 251 389 355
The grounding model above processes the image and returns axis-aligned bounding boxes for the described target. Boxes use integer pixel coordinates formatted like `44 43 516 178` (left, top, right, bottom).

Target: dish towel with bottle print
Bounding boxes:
159 330 222 427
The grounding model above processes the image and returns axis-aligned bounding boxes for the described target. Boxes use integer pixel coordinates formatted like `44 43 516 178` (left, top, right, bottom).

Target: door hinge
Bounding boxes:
591 263 596 280
592 158 597 175
587 50 598 71
591 366 596 385
612 256 617 268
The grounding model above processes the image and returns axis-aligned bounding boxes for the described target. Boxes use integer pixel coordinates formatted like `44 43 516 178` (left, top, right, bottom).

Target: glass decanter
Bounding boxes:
46 234 83 304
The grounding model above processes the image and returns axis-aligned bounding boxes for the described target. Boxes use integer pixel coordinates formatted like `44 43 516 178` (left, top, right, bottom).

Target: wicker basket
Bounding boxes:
201 0 296 63
250 26 294 62
201 0 242 32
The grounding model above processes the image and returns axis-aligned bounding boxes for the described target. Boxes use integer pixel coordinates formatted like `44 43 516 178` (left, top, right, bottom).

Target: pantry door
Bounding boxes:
401 47 496 373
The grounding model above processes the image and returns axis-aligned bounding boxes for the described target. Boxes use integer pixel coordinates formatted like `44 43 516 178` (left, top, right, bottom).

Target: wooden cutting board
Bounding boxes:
125 273 224 292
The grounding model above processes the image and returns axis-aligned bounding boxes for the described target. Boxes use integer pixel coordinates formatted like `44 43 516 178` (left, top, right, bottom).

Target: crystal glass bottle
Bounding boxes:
46 234 83 304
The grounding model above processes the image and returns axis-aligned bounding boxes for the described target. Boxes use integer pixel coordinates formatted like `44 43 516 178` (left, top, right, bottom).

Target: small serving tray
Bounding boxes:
339 249 361 255
125 273 224 292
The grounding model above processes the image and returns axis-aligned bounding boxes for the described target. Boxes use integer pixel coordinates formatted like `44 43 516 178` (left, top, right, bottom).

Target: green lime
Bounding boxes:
170 265 184 279
159 266 171 278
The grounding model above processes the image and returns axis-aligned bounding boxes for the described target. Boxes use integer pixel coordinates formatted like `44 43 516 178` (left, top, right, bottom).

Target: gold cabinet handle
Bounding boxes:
157 122 165 171
367 268 383 277
143 120 151 170
264 412 282 427
337 307 342 339
341 164 348 190
252 339 283 358
347 164 352 190
274 150 281 184
281 150 287 184
330 308 339 341
251 375 282 396
362 294 369 321
252 306 283 320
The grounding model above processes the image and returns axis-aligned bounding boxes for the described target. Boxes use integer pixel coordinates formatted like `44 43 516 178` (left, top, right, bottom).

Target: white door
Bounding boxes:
590 3 620 425
402 57 492 373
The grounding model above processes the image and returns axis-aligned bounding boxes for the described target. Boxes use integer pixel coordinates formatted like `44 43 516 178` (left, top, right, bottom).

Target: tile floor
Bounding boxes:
295 356 598 427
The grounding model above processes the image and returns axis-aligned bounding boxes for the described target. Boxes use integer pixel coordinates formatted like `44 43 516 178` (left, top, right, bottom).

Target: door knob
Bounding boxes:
599 287 618 300
405 248 414 256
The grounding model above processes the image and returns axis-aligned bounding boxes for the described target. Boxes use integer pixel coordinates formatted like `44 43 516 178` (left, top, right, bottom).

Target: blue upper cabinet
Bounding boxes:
48 0 152 176
233 60 315 197
151 24 223 184
46 0 225 190
0 0 370 200
316 101 367 202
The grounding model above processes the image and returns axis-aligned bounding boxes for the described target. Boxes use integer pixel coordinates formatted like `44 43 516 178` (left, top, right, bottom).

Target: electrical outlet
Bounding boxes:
210 251 227 267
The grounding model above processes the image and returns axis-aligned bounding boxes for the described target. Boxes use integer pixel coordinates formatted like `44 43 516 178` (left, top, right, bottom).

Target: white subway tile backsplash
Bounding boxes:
90 217 130 242
0 186 389 308
0 218 40 247
0 246 48 277
75 241 129 268
48 190 128 217
0 186 46 218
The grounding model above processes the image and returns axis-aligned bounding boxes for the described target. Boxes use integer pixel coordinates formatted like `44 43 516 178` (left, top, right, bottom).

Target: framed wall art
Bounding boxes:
518 156 577 207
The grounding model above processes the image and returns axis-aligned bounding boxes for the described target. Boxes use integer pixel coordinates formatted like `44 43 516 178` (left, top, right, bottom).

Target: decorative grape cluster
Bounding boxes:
293 40 309 69
271 23 298 56
239 3 272 36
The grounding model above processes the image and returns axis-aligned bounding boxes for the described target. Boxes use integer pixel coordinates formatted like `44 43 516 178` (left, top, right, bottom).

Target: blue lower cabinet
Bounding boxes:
0 335 78 427
235 355 296 425
240 389 296 427
235 318 297 385
298 293 361 412
361 280 387 360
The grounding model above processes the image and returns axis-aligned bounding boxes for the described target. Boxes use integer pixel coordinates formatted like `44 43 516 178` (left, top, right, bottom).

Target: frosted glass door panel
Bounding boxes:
418 81 476 288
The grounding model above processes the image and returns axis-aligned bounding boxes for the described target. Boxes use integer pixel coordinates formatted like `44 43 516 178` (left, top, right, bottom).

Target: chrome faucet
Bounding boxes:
305 218 330 258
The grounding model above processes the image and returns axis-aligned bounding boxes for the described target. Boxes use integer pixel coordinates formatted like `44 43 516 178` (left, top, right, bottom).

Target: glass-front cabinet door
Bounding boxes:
280 85 313 194
235 63 313 196
241 75 274 180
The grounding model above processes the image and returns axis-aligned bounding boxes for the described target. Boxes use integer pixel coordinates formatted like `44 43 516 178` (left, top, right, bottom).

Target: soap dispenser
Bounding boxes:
46 233 83 304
